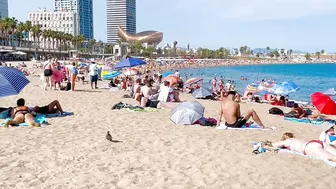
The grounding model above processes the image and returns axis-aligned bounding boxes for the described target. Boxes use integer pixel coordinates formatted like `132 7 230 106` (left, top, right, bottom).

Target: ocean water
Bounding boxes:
180 63 336 102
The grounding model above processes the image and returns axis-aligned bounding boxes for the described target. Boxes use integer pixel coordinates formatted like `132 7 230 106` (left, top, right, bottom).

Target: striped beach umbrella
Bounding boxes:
184 77 203 86
0 67 30 98
101 65 114 78
103 70 122 80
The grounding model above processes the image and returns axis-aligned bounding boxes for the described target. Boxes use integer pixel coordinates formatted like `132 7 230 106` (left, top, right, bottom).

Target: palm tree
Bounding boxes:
31 25 41 48
24 21 32 47
315 51 321 59
0 19 4 45
15 22 25 47
321 49 325 54
42 29 49 49
266 46 270 56
89 38 96 53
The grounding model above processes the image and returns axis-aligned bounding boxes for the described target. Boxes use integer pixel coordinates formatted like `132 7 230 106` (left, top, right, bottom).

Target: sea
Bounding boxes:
179 63 336 102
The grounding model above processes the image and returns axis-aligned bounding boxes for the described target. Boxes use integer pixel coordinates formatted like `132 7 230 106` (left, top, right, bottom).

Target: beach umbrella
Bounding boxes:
101 65 114 78
162 71 174 78
192 87 212 99
270 81 300 95
323 88 336 96
103 70 122 80
0 67 30 98
113 57 146 70
311 92 336 115
170 101 205 125
165 75 179 85
184 77 203 86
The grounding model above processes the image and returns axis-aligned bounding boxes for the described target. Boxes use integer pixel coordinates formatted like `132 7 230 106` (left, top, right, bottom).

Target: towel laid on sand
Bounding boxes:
284 117 328 125
1 114 47 127
124 107 158 112
217 124 275 130
279 149 336 168
43 112 74 118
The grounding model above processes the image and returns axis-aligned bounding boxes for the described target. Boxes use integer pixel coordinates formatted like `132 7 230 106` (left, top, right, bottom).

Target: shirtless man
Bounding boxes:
217 91 265 128
141 80 153 98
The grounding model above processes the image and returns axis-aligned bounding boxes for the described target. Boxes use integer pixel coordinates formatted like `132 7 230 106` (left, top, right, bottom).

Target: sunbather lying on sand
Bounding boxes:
4 98 40 127
272 132 336 162
32 100 65 115
217 91 266 128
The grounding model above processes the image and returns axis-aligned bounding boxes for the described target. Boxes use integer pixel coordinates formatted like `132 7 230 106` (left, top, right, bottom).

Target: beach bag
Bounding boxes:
284 112 299 118
268 107 284 115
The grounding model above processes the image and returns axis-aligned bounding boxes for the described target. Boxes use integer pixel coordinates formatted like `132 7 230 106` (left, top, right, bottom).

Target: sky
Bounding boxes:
8 0 336 52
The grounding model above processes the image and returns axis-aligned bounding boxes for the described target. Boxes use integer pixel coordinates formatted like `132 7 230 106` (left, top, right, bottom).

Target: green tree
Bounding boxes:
315 51 321 59
304 53 311 60
321 49 325 54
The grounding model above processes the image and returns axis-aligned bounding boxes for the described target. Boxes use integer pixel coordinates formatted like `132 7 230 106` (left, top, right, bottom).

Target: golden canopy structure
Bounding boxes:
118 26 163 45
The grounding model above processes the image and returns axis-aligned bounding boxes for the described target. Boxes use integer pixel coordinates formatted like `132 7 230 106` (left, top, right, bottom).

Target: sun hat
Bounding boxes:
322 122 335 132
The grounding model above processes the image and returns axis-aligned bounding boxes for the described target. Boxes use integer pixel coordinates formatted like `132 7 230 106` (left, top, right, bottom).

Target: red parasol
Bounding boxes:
311 92 336 115
165 75 179 85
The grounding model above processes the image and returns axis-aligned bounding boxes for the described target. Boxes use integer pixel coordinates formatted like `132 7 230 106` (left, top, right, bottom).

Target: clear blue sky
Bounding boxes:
8 0 336 52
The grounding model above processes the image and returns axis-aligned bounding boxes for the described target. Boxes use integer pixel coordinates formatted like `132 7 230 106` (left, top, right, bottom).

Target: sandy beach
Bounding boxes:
0 64 335 188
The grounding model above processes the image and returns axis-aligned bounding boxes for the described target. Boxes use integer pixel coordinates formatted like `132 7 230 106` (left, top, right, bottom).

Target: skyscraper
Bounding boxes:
106 0 136 44
0 0 8 18
53 0 93 40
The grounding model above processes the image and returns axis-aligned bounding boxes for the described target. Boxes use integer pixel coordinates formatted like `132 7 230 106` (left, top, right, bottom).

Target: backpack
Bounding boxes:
269 107 284 115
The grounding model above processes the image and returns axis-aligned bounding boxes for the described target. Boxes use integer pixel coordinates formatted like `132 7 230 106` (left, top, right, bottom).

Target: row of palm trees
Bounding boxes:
0 17 87 51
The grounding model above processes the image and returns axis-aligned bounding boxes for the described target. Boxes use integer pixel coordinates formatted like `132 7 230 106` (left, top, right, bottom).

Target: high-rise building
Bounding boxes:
106 0 136 44
53 0 93 40
0 0 8 18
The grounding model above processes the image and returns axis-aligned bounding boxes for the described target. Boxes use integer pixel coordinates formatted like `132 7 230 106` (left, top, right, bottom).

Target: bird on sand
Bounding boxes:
106 131 112 142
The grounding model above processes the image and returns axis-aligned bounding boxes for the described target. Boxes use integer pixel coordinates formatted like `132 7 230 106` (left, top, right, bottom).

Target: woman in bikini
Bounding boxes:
4 98 40 127
272 132 336 162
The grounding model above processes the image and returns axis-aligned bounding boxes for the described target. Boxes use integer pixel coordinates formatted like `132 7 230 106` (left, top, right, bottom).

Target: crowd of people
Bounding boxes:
2 56 336 165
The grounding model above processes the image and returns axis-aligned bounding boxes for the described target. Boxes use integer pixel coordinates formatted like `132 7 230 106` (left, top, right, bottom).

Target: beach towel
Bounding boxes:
284 117 325 125
217 124 275 130
43 112 74 118
1 114 47 127
124 107 158 112
279 149 336 168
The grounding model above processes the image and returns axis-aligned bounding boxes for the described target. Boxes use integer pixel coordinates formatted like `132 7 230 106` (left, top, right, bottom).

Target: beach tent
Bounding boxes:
170 101 204 125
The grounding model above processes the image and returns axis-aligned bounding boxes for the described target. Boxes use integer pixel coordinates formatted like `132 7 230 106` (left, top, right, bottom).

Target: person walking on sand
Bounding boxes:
217 91 266 128
89 61 99 89
43 57 53 91
70 62 78 91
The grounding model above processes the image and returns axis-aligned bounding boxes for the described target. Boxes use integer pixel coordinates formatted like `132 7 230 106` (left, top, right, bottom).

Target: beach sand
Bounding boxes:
0 70 334 188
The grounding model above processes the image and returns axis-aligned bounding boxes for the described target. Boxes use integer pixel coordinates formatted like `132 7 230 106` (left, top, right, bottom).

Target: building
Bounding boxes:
53 0 93 39
28 10 77 48
0 0 8 18
107 0 136 44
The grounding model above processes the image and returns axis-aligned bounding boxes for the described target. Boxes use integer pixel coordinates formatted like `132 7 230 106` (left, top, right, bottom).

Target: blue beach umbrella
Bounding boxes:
103 71 122 80
271 81 300 96
113 57 146 70
0 67 30 98
162 71 174 78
